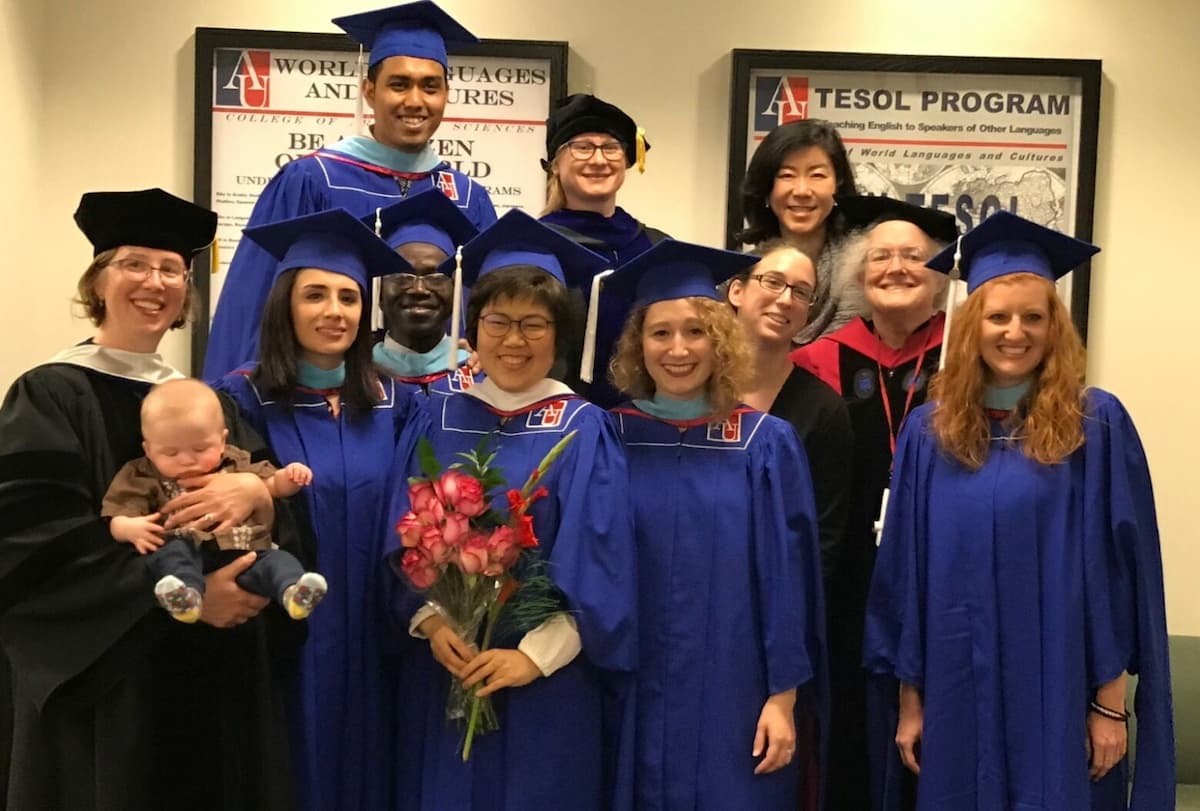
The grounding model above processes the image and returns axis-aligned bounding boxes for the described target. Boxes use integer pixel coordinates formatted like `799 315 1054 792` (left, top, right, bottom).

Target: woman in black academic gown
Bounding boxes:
791 196 957 810
726 240 853 585
0 189 305 810
538 93 668 405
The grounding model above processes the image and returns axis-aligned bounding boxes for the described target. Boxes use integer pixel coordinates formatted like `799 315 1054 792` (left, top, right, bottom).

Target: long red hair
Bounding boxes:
929 273 1086 469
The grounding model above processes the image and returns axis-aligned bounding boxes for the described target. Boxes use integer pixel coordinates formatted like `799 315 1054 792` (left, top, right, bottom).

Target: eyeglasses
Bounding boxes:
387 272 452 292
866 248 929 270
750 273 814 304
109 257 190 287
479 313 554 340
562 140 625 162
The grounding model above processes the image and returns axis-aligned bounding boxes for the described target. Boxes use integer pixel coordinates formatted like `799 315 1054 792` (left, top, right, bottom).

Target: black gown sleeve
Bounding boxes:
0 367 156 708
803 396 855 586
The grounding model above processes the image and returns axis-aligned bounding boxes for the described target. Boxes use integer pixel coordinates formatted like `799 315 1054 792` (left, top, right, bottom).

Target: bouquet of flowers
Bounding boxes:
394 431 577 760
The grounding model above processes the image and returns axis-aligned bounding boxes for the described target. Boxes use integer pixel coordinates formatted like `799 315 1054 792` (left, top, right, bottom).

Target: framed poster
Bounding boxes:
192 27 567 371
727 51 1101 338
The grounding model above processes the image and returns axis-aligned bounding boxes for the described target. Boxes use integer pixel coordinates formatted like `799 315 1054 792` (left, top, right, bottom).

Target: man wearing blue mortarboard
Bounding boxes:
365 190 483 397
204 1 498 381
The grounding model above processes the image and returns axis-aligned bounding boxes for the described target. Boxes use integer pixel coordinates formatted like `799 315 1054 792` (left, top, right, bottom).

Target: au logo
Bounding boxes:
448 367 475 392
707 414 742 443
215 49 270 108
435 171 460 202
754 75 809 132
526 400 566 429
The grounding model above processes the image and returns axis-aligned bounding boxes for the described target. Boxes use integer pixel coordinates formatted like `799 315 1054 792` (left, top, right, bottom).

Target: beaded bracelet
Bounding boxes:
1088 700 1130 722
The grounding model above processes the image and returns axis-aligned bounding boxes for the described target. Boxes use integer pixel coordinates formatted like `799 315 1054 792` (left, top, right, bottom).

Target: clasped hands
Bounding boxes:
419 614 541 698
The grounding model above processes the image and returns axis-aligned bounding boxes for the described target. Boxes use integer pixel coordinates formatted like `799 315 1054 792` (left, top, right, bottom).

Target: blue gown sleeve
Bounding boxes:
466 181 498 229
381 397 435 628
542 409 637 673
750 418 825 696
1083 391 1175 807
203 164 327 381
863 407 932 688
211 371 267 438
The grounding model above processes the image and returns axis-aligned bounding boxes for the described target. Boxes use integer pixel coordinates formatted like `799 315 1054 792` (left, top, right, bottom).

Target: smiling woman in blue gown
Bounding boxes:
603 240 828 810
864 212 1174 810
388 211 637 811
214 208 415 811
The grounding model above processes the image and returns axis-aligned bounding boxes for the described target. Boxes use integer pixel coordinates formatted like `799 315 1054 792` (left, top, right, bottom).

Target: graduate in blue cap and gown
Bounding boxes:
387 210 637 811
366 189 482 397
864 211 1174 810
213 208 418 811
602 240 829 810
537 94 668 406
204 0 497 381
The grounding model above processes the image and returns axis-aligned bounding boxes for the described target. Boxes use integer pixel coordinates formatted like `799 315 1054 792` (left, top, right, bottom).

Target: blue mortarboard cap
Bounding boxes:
243 208 407 291
460 210 610 288
926 211 1099 294
836 194 959 244
363 190 478 270
603 239 760 308
333 1 477 71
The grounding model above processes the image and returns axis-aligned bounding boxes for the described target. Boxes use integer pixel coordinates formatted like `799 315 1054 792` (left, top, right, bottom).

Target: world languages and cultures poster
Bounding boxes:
205 42 558 313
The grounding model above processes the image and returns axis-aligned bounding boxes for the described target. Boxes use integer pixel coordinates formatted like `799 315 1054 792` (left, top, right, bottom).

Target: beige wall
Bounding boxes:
4 0 1197 630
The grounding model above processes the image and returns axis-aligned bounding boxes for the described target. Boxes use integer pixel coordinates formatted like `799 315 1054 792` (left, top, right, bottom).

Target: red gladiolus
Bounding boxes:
516 514 539 548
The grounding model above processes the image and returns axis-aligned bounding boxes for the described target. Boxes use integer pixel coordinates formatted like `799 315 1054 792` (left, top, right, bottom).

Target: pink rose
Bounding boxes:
455 531 491 576
437 471 488 518
396 511 424 548
400 548 439 589
410 480 443 514
419 528 454 565
415 497 445 527
441 511 470 547
485 525 520 575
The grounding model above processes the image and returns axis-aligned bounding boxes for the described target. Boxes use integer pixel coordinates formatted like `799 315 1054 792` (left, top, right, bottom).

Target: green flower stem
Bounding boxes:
461 581 506 762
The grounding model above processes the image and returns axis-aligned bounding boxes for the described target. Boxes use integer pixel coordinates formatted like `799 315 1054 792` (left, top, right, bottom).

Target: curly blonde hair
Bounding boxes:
930 273 1086 469
609 296 750 421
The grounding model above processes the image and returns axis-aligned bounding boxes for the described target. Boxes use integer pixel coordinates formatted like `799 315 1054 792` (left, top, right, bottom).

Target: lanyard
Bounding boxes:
876 324 937 464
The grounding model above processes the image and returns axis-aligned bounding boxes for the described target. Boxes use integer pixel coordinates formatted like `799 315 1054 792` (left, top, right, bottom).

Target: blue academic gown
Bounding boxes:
538 208 663 407
612 404 829 810
863 390 1174 810
214 368 415 811
390 363 483 401
389 390 637 811
204 152 497 380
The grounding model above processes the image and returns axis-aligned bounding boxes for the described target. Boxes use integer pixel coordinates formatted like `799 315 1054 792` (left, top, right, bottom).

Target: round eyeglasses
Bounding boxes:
109 257 190 287
479 313 554 340
562 140 625 162
750 273 814 304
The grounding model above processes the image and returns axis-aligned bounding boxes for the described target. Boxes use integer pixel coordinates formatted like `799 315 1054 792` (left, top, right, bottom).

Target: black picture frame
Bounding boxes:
191 27 568 374
726 50 1101 339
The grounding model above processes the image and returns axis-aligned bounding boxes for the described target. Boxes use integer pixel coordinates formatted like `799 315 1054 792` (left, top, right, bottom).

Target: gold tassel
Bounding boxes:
635 126 647 174
210 238 219 275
